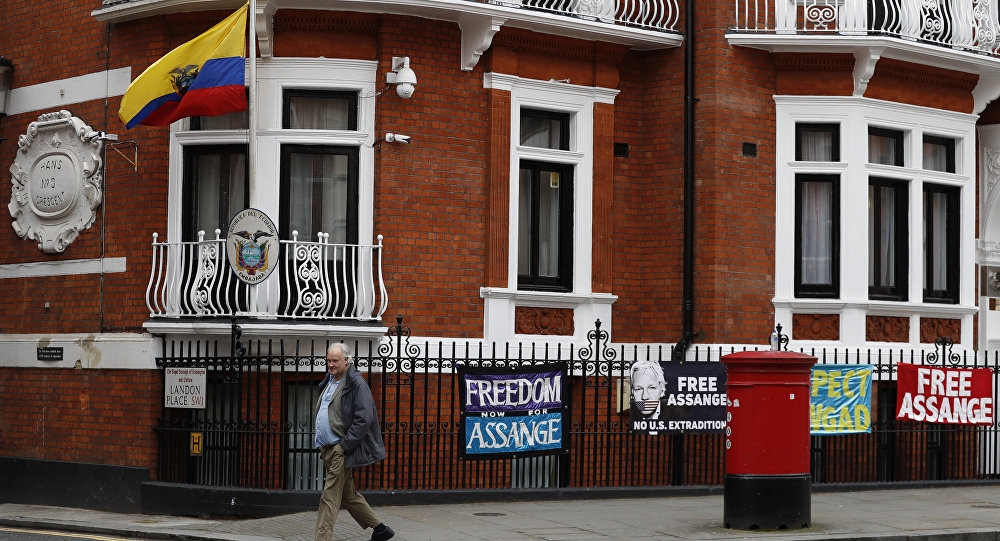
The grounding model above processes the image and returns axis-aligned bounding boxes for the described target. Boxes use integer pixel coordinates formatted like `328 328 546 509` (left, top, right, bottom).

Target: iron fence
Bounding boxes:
154 319 1000 492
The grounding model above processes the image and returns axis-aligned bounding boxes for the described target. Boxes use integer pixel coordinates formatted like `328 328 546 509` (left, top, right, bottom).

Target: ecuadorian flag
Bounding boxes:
119 4 248 129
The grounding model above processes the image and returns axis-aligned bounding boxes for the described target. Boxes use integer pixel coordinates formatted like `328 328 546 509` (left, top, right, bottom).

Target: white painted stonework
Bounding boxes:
8 110 105 253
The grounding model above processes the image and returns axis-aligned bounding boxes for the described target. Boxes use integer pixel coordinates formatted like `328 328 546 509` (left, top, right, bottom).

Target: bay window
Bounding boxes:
776 96 974 346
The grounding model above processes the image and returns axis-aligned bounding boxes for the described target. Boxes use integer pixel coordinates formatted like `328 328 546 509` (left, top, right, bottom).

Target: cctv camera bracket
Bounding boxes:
386 57 409 85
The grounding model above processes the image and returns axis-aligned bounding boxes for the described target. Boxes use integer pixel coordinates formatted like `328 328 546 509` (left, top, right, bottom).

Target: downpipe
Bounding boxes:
673 0 696 362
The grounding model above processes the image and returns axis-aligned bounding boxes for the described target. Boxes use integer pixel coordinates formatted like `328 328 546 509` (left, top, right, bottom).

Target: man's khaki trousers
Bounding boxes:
315 444 381 541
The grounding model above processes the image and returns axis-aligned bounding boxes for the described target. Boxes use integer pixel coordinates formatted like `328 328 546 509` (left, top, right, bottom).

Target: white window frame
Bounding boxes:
774 96 977 346
162 58 378 330
480 73 618 343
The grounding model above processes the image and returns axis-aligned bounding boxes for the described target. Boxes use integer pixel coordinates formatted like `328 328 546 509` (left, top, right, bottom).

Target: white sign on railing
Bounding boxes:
165 367 207 409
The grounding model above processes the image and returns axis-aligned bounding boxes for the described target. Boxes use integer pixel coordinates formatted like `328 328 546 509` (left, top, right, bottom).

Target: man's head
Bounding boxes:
630 359 665 416
326 342 353 380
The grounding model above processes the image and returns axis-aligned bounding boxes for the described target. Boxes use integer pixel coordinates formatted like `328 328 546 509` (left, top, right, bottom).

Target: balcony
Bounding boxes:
728 0 1000 111
146 230 388 323
92 0 684 69
733 0 999 52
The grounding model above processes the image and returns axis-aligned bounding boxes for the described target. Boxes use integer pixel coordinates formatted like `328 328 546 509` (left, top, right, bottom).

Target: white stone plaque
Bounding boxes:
8 110 105 253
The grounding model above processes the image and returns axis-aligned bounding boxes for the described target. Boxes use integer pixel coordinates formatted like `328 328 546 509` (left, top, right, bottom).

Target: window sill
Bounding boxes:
481 287 617 308
773 297 977 317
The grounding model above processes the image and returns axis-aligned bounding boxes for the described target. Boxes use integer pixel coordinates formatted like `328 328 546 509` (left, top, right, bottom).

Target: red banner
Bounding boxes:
896 363 994 425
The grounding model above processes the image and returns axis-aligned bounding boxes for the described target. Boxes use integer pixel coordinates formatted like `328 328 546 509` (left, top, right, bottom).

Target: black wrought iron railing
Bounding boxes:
154 319 1000 492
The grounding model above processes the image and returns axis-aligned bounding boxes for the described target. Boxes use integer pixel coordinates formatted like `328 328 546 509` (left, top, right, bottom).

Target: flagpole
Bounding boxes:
248 0 257 207
247 0 259 315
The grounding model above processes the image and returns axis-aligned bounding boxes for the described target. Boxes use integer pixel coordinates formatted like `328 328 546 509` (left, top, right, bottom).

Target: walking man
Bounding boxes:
314 342 394 541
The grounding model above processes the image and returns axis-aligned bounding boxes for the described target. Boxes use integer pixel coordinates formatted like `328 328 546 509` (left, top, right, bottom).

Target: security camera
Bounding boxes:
386 57 417 100
395 82 415 99
385 133 411 144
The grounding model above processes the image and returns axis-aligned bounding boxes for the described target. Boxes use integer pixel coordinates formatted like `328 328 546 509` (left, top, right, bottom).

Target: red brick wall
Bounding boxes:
611 48 686 342
686 11 780 344
0 5 177 335
866 59 977 113
0 368 160 474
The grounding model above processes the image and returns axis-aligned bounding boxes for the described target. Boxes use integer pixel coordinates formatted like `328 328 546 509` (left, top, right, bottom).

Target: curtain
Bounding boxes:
538 170 561 277
868 184 896 287
926 191 948 291
801 180 833 285
869 133 898 165
287 95 350 130
923 140 949 172
288 151 349 245
520 113 563 149
517 168 562 278
194 152 246 239
800 130 834 161
518 170 532 276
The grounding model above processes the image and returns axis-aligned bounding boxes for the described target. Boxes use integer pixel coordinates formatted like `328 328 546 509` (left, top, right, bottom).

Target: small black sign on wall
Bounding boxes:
37 347 63 361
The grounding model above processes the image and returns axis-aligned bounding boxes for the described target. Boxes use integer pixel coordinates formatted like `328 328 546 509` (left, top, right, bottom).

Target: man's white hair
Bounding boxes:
327 342 353 361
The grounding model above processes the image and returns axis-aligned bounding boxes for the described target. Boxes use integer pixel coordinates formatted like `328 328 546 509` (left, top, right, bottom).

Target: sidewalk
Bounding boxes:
2 485 1000 541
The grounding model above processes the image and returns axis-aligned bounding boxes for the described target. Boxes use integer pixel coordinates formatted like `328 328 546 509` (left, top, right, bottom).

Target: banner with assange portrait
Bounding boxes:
896 363 995 425
810 365 873 435
628 361 727 435
459 363 569 459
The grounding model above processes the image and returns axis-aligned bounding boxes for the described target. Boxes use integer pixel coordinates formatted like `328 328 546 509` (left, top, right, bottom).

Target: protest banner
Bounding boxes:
459 363 569 459
628 361 726 434
896 363 994 425
810 365 872 434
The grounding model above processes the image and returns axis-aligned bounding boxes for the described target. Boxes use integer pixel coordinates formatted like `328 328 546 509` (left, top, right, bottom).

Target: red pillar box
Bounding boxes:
721 350 816 530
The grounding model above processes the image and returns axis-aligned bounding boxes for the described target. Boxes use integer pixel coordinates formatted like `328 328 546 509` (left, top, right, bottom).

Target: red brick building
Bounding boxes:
1 0 998 512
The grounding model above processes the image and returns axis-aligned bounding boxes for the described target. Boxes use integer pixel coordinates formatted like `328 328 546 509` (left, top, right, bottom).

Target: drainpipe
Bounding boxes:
673 0 696 362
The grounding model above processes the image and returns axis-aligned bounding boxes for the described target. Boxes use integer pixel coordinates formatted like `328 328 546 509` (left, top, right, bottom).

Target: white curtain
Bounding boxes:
800 130 834 161
538 171 561 277
194 153 246 238
926 191 949 291
287 151 349 244
287 95 349 130
518 170 532 276
868 184 896 288
520 115 562 149
869 132 898 165
801 180 833 285
923 140 949 172
517 169 562 278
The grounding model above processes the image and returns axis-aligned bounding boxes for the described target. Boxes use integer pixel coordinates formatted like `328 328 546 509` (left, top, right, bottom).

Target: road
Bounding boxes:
0 526 147 541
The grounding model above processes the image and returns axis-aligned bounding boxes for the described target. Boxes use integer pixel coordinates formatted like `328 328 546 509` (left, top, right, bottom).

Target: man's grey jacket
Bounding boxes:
315 363 387 468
